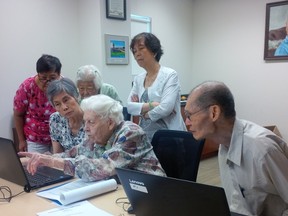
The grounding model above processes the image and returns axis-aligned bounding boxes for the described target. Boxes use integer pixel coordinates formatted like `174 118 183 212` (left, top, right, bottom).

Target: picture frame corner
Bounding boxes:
106 0 127 21
264 0 288 60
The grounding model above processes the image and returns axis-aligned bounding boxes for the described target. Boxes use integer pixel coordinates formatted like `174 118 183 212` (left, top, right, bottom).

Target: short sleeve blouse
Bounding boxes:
49 112 85 151
13 76 55 144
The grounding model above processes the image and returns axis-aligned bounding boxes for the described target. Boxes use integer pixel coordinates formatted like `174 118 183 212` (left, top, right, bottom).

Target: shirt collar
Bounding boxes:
106 121 125 147
227 117 243 166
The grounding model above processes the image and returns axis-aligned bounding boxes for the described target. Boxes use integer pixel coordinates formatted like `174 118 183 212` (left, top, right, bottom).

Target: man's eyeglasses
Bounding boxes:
184 105 213 121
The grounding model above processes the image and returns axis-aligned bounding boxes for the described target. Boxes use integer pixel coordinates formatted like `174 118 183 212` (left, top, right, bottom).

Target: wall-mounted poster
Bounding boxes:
105 34 129 65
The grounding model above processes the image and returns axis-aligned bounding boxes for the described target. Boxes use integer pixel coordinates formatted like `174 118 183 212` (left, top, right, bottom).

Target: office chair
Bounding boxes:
151 129 205 182
122 107 131 121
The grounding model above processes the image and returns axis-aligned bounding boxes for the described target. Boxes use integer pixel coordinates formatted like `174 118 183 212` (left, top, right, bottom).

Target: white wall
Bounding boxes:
78 0 102 67
1 0 288 141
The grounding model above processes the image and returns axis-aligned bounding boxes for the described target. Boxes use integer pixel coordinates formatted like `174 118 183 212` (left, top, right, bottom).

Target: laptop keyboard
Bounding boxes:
23 166 67 187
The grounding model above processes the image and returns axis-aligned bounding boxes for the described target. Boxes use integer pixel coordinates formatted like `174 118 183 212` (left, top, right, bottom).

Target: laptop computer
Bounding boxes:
0 137 73 192
116 168 245 216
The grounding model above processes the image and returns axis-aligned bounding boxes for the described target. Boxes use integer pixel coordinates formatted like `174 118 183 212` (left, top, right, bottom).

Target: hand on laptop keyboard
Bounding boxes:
18 152 55 175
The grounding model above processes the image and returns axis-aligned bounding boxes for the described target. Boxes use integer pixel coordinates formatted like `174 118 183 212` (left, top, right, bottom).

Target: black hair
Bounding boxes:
130 32 164 62
36 54 62 74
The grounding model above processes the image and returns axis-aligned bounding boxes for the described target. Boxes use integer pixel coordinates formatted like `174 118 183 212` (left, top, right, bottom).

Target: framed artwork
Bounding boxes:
105 34 129 65
106 0 126 20
264 1 288 60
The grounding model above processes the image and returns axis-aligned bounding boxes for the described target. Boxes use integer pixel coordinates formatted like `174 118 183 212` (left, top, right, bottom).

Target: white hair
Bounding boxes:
75 65 103 90
80 94 124 124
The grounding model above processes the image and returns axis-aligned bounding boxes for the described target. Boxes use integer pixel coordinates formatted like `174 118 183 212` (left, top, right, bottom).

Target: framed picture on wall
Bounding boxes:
264 1 288 60
105 34 129 65
106 0 126 20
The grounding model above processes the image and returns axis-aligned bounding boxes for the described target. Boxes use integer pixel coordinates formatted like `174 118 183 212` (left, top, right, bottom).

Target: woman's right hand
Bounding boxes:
131 94 139 102
18 140 27 152
18 152 54 175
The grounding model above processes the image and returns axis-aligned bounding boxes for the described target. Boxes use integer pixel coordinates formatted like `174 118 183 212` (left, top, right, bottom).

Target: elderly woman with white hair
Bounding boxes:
19 94 166 182
76 65 122 103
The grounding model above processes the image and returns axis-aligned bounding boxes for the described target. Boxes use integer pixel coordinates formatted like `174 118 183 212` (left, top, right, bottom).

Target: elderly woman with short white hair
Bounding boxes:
19 94 165 181
75 65 122 104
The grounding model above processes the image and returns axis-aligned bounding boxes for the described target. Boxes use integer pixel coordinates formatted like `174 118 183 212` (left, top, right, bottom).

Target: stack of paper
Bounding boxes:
36 178 118 205
37 200 113 216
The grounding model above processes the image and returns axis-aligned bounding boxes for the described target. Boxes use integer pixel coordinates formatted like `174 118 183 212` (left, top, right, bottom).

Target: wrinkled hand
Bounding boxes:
18 152 53 175
131 94 139 102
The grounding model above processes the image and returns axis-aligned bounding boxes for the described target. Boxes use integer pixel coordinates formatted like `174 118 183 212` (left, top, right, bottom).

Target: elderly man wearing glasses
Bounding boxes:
13 54 62 153
184 81 288 216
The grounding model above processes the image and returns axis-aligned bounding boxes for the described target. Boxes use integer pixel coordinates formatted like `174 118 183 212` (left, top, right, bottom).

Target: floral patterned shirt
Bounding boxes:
49 112 85 151
54 121 166 182
13 76 55 145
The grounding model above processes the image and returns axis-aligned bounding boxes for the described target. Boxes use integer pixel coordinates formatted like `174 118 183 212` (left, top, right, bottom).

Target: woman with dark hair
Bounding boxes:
13 54 62 153
127 32 186 141
47 78 85 153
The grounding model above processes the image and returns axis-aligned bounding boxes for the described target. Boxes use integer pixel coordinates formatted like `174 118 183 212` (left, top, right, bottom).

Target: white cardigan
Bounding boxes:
127 66 186 131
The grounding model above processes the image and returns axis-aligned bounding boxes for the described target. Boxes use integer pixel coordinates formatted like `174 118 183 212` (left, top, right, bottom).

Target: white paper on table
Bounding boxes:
37 200 113 216
36 178 118 205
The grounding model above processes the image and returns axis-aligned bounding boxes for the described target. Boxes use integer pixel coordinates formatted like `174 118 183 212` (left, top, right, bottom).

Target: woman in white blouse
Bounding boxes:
127 32 186 141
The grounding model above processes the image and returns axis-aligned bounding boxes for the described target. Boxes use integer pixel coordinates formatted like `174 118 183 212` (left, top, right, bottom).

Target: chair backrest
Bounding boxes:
122 107 131 121
151 129 205 182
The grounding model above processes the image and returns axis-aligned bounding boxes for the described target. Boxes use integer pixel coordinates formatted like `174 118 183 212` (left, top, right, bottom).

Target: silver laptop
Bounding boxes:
116 168 246 216
0 137 73 192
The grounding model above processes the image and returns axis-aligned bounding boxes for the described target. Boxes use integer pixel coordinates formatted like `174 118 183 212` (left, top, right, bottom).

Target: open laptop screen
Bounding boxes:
0 137 73 192
116 167 232 216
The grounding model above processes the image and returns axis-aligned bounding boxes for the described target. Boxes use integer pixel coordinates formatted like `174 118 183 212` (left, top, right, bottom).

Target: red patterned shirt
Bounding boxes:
13 76 55 145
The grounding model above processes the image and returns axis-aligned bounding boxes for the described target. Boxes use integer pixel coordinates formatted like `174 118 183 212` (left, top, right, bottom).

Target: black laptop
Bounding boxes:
116 168 246 216
0 137 73 192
